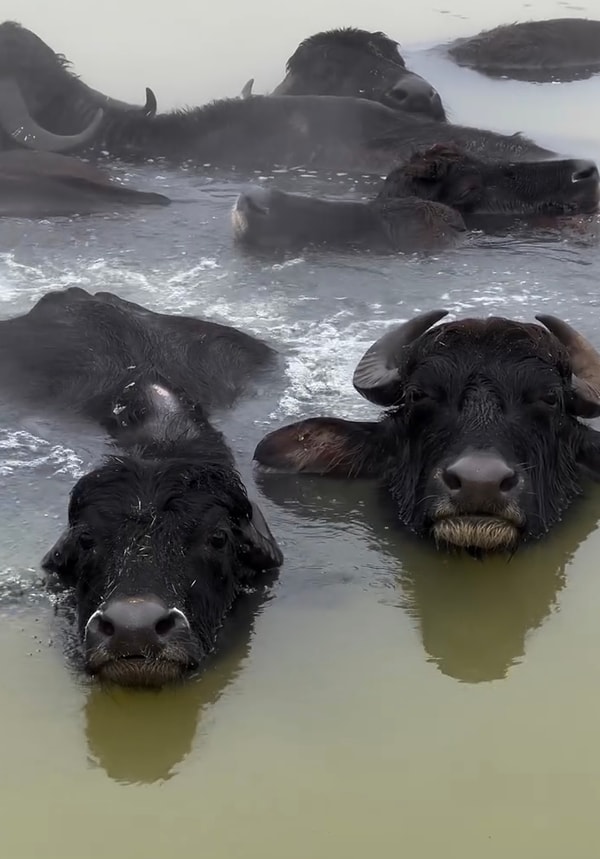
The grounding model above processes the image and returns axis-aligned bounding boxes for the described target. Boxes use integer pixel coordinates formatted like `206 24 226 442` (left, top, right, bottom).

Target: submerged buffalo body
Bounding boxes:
0 21 156 153
17 93 556 170
255 310 600 555
381 144 599 223
0 288 282 686
231 143 599 250
232 185 465 252
272 27 446 119
0 150 170 216
443 18 600 82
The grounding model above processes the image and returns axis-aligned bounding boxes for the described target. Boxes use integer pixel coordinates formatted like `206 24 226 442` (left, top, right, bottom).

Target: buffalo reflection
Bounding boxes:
76 578 274 784
256 470 600 683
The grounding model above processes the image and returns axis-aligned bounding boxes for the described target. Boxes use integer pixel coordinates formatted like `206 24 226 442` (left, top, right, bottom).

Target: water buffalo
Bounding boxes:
443 18 600 82
0 150 170 216
0 287 283 687
272 27 446 119
0 85 555 171
0 21 156 152
254 310 600 555
232 185 465 251
381 144 599 222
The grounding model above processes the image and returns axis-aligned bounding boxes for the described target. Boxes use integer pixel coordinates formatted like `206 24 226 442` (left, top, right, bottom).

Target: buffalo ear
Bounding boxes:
253 417 382 477
238 501 284 572
41 528 79 586
570 381 600 419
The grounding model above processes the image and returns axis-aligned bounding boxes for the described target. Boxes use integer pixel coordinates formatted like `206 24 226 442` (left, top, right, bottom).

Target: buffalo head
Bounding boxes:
254 310 600 554
272 27 446 120
381 144 599 218
43 381 283 687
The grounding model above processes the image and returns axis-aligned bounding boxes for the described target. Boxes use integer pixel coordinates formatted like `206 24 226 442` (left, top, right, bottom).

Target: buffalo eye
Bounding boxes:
208 529 229 550
539 391 559 407
78 531 95 550
407 386 441 406
408 389 428 404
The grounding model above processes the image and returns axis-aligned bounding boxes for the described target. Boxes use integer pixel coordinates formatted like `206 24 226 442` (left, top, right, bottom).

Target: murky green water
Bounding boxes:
1 0 600 856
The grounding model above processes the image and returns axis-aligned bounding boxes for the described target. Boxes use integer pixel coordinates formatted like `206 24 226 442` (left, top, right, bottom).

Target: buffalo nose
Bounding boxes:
84 596 190 656
571 160 599 183
388 76 444 118
442 452 518 503
235 187 271 216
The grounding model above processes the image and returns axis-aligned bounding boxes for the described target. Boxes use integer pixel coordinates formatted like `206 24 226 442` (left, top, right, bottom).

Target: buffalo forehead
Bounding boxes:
406 319 570 384
423 318 566 358
72 460 244 521
290 28 402 67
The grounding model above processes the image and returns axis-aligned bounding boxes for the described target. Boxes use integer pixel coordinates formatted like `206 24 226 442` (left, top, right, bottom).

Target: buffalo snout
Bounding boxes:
430 449 524 552
84 596 197 686
571 160 599 184
385 75 445 120
441 451 519 505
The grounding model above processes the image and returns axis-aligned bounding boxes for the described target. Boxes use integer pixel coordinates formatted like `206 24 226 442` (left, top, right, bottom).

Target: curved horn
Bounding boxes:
144 87 157 116
536 314 600 416
241 78 254 99
353 309 449 406
239 501 284 571
0 78 103 153
86 84 157 115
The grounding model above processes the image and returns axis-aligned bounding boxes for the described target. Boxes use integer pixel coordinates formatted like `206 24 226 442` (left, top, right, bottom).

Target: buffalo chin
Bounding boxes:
89 657 194 688
432 515 520 553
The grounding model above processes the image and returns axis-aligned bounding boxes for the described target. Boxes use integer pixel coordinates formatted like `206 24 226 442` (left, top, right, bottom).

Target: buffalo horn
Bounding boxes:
143 87 157 116
0 78 104 153
240 501 284 570
86 84 157 116
353 309 449 406
536 314 600 414
241 79 254 99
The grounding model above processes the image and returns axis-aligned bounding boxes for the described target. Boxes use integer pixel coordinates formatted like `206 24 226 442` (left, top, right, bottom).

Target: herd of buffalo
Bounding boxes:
2 18 600 688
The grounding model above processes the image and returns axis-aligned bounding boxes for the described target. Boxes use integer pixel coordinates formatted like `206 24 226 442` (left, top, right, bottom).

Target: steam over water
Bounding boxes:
1 1 600 857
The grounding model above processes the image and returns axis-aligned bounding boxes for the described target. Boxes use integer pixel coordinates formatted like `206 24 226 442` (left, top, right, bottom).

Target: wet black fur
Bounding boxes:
0 22 554 169
280 27 445 118
380 144 599 222
0 286 281 667
255 318 600 547
86 93 554 169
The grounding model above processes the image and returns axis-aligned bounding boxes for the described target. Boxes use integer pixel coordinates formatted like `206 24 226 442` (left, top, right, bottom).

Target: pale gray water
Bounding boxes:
1 2 600 857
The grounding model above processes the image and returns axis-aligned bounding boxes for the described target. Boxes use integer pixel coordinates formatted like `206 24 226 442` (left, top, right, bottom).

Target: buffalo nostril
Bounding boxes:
98 617 115 638
236 192 269 216
242 187 271 214
391 87 408 102
246 196 269 215
442 468 462 491
500 472 519 493
572 165 599 183
155 612 177 637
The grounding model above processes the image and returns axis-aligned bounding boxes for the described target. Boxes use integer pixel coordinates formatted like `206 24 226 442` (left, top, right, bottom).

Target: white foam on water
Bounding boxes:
0 430 84 479
0 223 599 480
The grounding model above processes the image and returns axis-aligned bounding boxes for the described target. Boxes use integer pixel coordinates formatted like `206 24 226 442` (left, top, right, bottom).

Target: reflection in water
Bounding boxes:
391 493 600 682
85 682 208 785
257 471 600 683
84 579 275 785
